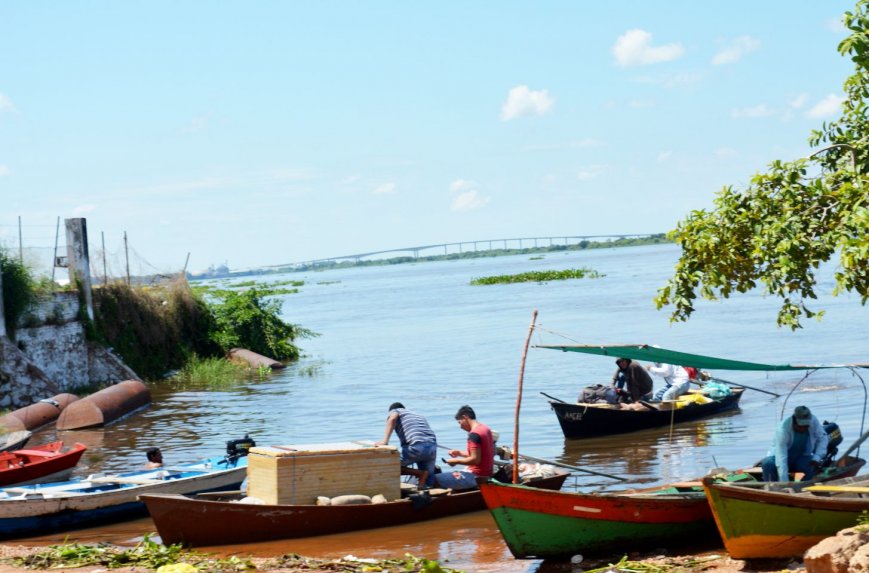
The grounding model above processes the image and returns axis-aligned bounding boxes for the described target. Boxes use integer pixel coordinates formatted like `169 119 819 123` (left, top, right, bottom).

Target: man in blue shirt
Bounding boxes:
761 405 829 482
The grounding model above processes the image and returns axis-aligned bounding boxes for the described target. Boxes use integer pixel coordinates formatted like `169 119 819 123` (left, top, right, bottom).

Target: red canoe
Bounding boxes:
0 442 87 487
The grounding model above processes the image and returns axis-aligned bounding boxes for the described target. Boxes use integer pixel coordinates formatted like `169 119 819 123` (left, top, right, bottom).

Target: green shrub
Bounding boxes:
0 249 37 335
207 288 307 360
470 268 604 285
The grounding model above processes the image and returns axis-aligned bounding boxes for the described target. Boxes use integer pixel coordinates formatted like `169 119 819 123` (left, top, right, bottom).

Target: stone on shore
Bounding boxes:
804 526 869 573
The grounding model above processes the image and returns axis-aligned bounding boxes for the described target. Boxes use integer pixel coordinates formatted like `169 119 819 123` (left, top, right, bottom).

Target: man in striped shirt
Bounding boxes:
376 402 438 489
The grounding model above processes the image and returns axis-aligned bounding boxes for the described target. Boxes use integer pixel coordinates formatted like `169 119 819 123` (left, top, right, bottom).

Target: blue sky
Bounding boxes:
0 2 857 274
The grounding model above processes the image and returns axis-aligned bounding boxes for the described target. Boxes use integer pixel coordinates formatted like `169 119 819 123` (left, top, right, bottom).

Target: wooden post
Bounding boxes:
512 309 537 484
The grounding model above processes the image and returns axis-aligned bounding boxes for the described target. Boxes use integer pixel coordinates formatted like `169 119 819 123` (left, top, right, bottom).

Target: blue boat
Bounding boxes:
0 442 251 538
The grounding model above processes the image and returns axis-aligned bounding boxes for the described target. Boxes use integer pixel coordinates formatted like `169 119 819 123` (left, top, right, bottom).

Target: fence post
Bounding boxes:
65 218 95 321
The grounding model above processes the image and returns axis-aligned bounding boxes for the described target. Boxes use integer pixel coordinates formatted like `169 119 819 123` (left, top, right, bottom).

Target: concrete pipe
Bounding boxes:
228 348 286 370
57 380 151 430
0 393 80 432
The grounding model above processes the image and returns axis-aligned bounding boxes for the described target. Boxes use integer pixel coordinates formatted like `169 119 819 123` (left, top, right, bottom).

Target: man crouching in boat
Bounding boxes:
612 358 654 403
760 405 829 482
433 405 495 490
376 402 438 489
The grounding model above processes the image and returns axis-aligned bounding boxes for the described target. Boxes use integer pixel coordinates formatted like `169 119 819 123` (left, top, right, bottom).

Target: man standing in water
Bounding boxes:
434 405 495 489
376 402 438 489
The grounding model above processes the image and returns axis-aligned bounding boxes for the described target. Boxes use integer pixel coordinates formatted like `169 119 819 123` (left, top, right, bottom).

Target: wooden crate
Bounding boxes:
246 442 400 505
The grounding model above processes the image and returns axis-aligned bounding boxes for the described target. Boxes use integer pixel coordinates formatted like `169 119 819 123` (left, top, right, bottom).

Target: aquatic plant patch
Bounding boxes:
470 268 604 285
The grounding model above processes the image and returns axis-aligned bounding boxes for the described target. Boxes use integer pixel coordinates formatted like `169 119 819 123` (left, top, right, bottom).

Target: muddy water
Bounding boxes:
18 244 869 572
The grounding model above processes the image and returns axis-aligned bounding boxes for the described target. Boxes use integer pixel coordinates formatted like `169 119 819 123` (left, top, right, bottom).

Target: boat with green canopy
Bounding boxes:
537 343 869 439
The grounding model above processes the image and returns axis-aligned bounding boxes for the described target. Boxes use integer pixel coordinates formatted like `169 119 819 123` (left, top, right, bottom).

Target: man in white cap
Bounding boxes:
760 405 829 482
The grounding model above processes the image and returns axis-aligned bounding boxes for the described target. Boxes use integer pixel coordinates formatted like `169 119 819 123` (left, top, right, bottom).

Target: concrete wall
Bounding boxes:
0 292 141 409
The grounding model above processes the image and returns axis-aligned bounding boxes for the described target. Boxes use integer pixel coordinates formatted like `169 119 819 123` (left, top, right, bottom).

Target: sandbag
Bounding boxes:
330 494 372 506
579 384 616 404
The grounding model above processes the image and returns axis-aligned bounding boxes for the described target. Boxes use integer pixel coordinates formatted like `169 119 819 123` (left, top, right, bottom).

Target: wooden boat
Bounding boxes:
477 454 866 559
141 471 570 547
549 388 744 439
0 452 248 539
0 431 31 453
0 441 87 486
702 475 869 559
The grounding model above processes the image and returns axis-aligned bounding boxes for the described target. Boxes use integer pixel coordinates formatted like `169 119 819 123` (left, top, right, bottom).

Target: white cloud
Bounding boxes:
448 179 489 212
826 17 847 33
712 35 760 65
449 179 476 192
180 116 208 134
500 85 554 121
731 104 775 118
451 190 489 212
807 94 844 118
657 151 672 162
789 93 808 109
73 204 96 215
0 93 15 113
373 182 397 195
0 165 9 176
576 165 604 181
613 29 684 67
629 99 656 108
340 174 362 185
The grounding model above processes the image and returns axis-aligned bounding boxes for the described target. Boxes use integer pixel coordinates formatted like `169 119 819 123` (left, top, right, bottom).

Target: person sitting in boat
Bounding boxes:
433 405 495 490
760 405 829 482
611 358 654 403
375 402 438 489
647 362 690 401
144 447 163 469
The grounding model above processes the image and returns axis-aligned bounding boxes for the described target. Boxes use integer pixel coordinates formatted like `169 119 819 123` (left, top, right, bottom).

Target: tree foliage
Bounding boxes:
656 1 869 329
208 287 310 361
0 249 37 335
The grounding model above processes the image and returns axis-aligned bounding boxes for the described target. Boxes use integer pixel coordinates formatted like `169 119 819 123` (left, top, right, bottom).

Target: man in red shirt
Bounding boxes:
433 405 495 489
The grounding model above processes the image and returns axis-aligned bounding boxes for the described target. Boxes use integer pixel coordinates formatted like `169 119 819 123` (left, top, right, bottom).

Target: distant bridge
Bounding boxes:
247 233 661 272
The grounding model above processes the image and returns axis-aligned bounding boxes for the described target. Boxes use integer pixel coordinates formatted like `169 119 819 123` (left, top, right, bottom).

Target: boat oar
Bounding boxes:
699 377 781 398
436 444 625 481
838 427 869 460
539 391 568 403
511 451 626 481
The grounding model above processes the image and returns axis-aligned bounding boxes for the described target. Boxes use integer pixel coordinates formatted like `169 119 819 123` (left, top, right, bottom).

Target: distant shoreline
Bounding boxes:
190 233 670 280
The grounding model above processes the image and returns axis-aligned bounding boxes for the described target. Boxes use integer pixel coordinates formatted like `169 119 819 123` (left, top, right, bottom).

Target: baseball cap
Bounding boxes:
793 406 812 426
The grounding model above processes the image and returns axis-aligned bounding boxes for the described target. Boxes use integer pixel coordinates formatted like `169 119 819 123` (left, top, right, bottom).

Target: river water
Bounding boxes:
26 243 868 571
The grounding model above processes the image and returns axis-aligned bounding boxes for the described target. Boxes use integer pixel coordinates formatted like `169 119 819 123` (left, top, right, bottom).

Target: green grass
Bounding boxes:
171 355 246 388
470 268 604 285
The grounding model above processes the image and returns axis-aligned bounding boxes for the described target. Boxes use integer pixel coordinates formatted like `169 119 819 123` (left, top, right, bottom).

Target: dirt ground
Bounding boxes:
0 544 808 573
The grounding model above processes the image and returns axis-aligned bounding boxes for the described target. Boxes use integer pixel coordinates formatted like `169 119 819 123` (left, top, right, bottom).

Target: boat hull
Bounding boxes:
142 472 569 546
0 456 247 539
550 389 744 438
0 442 87 487
702 478 869 559
478 481 714 558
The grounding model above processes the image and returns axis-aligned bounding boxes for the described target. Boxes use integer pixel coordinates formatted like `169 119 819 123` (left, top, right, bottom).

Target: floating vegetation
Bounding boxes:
317 280 342 285
470 268 604 285
8 540 461 573
297 360 328 377
9 535 254 571
263 553 463 573
529 255 544 260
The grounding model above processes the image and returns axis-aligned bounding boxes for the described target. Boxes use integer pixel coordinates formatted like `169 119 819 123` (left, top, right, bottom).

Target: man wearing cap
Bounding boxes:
760 405 829 482
611 358 654 403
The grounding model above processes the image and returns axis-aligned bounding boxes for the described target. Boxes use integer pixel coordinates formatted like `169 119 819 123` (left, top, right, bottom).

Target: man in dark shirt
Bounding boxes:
611 357 654 403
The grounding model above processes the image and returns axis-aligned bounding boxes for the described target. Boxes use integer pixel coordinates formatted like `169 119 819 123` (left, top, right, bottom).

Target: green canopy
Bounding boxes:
534 344 867 371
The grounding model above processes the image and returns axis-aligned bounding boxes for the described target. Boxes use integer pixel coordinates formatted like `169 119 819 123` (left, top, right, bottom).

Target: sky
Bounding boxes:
0 1 858 274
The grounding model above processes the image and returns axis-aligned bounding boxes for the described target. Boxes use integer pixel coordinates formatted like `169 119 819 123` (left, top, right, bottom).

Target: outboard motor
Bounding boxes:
821 421 843 467
225 434 256 464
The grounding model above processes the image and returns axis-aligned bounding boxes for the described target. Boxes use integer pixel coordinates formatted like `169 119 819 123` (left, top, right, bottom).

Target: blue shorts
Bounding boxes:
401 442 437 475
